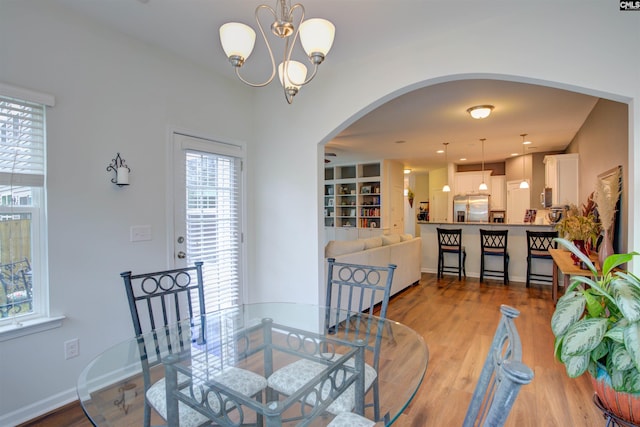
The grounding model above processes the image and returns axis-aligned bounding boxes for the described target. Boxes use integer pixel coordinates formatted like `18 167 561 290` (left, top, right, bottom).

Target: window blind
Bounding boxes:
0 96 45 187
184 150 242 313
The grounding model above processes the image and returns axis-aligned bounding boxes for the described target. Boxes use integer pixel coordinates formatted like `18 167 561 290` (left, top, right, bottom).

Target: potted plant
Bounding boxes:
407 188 414 208
551 238 640 423
555 205 600 264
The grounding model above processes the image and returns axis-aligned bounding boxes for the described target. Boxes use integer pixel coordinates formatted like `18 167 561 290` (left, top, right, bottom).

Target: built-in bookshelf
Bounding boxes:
324 162 383 230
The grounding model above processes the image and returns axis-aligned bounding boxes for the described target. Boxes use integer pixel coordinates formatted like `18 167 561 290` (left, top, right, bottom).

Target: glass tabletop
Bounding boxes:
77 303 428 426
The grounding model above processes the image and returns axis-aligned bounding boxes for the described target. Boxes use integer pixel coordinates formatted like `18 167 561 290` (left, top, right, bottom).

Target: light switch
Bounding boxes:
130 225 152 242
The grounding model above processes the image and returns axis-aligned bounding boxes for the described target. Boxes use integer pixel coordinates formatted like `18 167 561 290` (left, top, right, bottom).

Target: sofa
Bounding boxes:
324 234 422 302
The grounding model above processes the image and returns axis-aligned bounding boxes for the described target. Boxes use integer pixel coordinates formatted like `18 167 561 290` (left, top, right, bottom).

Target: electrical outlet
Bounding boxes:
64 338 79 359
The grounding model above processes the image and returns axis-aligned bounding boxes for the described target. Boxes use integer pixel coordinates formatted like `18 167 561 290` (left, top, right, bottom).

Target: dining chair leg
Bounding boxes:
458 251 462 280
526 256 531 288
480 254 485 282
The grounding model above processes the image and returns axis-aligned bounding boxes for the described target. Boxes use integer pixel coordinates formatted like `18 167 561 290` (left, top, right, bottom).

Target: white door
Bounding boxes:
506 180 530 224
172 133 244 312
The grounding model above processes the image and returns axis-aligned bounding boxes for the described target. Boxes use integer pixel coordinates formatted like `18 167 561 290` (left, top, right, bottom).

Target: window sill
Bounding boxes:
0 315 66 342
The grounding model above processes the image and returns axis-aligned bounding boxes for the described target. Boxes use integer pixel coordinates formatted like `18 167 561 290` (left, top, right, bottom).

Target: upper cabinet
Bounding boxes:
454 171 492 195
544 154 579 207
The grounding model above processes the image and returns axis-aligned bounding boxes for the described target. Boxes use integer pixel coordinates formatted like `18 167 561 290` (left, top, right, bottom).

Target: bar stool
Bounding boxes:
526 230 558 287
480 229 509 284
437 228 466 280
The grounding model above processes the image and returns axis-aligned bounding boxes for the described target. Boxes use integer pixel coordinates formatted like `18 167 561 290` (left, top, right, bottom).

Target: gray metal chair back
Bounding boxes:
120 262 206 427
462 305 534 427
325 257 396 422
526 230 558 287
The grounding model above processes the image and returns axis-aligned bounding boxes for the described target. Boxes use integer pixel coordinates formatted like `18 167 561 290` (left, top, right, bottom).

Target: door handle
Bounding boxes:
177 251 186 259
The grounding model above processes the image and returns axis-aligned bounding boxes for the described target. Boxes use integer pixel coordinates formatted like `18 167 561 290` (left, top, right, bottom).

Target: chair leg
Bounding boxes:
463 251 467 277
504 254 510 285
480 253 484 282
458 251 462 280
526 256 531 288
437 252 442 279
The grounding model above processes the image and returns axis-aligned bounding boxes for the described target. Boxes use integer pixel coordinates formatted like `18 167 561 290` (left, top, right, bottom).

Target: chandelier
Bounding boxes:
219 0 335 104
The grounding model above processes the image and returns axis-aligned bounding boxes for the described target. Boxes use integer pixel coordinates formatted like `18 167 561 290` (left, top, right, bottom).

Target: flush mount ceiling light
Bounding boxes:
404 168 412 174
478 138 488 191
219 0 335 104
466 105 494 120
442 143 451 193
520 133 530 189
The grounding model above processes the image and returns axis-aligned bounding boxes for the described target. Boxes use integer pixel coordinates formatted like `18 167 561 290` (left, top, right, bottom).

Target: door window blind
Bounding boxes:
184 150 241 313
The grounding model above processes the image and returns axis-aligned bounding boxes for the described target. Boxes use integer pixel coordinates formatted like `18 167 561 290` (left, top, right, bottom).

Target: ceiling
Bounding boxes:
55 0 602 173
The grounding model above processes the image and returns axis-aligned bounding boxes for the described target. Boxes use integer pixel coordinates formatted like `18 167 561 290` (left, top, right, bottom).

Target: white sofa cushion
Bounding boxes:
400 233 414 241
325 239 366 258
381 234 401 245
362 236 383 249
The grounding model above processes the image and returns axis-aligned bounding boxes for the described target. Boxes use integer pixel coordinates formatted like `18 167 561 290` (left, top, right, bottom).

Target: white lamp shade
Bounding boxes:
219 22 256 60
299 18 335 56
278 61 307 89
520 180 530 189
479 182 488 191
442 184 451 193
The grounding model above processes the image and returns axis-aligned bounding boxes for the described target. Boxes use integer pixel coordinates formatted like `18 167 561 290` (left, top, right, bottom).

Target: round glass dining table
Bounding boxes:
77 303 428 426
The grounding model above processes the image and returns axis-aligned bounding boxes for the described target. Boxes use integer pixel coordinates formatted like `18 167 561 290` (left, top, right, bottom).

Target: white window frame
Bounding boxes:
0 82 61 340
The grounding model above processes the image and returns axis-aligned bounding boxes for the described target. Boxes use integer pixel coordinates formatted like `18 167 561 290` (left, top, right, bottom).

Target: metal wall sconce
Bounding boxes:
107 153 130 186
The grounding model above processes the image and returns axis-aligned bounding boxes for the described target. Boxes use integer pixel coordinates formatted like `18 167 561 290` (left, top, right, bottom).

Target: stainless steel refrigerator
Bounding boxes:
453 195 490 222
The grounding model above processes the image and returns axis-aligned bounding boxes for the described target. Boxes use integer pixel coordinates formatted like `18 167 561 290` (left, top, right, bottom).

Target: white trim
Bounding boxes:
0 82 55 107
0 315 65 342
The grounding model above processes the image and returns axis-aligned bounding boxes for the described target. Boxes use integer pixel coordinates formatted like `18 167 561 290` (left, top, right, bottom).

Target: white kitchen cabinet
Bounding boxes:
544 154 579 206
490 175 506 210
454 171 492 195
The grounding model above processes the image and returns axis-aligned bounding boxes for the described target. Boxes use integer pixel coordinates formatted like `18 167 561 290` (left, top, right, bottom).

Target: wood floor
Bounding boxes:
20 273 606 426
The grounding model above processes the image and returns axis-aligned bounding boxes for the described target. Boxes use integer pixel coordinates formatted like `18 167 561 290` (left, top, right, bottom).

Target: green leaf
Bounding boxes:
623 368 640 393
551 291 585 337
610 365 626 390
605 324 625 344
583 290 604 318
562 318 608 357
611 278 640 322
563 353 590 378
591 340 609 362
602 252 639 276
624 322 640 372
611 342 634 371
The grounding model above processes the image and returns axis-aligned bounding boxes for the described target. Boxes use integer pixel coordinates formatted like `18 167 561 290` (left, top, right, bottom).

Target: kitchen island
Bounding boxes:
419 222 556 284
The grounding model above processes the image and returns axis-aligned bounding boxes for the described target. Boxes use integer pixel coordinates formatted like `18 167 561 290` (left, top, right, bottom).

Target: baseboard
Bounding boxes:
0 387 77 427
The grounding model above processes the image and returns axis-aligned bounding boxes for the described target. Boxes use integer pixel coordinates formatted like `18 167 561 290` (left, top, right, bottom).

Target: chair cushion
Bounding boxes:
530 249 552 258
147 367 267 426
267 354 377 415
441 245 462 252
483 247 507 255
328 411 377 426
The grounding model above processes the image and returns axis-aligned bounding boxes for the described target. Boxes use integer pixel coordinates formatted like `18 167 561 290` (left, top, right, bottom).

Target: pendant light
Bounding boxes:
442 143 451 192
519 133 530 189
478 138 488 191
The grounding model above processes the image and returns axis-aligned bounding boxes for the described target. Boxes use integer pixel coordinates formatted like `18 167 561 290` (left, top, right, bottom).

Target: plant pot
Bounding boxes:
591 364 640 424
598 228 615 269
571 240 587 265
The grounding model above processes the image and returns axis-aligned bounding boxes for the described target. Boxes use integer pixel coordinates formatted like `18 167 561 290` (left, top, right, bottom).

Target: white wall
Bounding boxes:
0 1 253 423
1 0 639 424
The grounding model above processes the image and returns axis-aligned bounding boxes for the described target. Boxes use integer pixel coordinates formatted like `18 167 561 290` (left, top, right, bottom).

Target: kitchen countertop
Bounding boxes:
418 221 556 227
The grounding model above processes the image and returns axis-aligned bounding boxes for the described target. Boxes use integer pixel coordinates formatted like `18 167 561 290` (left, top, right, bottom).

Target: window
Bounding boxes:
0 84 53 326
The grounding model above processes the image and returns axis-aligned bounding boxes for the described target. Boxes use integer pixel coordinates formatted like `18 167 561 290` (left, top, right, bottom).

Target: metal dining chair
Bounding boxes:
267 258 396 423
120 262 267 427
462 304 534 426
333 304 534 427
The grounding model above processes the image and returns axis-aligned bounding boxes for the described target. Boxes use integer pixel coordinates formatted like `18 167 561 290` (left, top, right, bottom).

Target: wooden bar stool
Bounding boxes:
526 230 557 287
437 228 466 280
480 229 509 284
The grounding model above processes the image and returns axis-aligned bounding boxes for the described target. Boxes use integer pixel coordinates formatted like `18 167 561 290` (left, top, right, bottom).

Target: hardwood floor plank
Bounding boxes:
21 273 606 426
